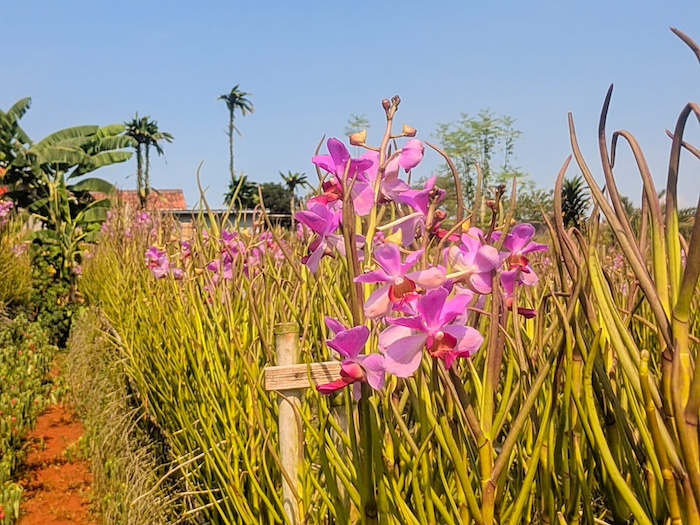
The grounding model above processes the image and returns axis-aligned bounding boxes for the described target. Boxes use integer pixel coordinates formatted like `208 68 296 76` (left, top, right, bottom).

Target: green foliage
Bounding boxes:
124 113 173 208
0 314 56 524
219 85 254 180
0 218 32 310
345 113 371 138
561 174 591 228
224 176 291 214
1 98 132 331
29 244 83 346
434 109 528 211
66 309 178 525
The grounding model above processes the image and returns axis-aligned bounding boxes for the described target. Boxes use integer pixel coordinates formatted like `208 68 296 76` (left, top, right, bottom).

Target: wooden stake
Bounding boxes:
274 323 303 524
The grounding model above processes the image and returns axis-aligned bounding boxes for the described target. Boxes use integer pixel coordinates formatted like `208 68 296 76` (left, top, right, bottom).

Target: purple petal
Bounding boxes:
384 333 428 378
296 209 329 235
304 243 326 273
327 138 351 176
357 354 385 390
417 287 449 330
363 286 392 319
474 245 500 272
325 317 346 336
373 243 403 277
311 154 337 175
399 140 424 171
327 326 369 359
504 224 535 253
379 324 413 351
470 272 494 295
352 181 375 216
355 269 392 284
407 267 446 290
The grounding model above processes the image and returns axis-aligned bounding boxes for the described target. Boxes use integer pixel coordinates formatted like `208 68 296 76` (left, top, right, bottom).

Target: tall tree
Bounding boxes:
125 114 173 207
219 85 254 181
433 109 530 222
561 175 591 229
279 171 308 216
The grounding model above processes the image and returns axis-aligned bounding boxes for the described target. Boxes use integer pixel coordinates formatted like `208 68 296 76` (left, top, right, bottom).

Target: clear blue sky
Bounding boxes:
2 1 700 208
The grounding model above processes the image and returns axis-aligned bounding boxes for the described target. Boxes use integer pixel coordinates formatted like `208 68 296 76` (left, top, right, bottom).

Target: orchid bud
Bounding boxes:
382 99 391 111
392 95 401 108
350 129 367 146
486 200 497 210
402 124 417 137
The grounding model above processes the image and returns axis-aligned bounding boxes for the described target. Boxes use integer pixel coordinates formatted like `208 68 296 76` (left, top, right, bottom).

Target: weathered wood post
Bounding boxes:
273 322 302 524
264 325 343 524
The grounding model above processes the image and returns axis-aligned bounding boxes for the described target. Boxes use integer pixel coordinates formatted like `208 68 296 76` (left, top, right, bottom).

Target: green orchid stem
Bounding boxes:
583 331 654 525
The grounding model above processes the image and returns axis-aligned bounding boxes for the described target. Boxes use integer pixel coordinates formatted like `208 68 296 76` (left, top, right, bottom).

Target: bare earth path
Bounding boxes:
18 403 96 525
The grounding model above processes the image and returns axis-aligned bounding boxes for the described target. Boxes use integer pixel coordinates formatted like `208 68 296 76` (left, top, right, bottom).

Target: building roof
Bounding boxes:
93 189 187 211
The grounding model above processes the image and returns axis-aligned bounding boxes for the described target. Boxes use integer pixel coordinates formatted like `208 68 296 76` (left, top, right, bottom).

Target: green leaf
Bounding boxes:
93 135 136 152
79 205 110 223
29 145 86 166
95 124 126 138
70 178 116 194
35 125 99 148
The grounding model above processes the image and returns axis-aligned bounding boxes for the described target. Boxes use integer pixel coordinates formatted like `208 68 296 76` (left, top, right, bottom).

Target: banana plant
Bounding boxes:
0 99 135 298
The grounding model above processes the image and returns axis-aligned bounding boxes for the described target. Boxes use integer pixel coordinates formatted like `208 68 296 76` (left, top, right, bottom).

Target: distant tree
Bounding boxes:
345 114 371 136
219 85 254 181
433 110 528 220
257 182 291 215
125 114 173 207
561 175 591 229
223 177 291 215
279 171 308 216
510 188 554 223
223 174 257 209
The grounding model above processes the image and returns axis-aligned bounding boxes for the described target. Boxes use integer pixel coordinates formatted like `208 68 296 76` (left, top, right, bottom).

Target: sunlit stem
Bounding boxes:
375 211 422 232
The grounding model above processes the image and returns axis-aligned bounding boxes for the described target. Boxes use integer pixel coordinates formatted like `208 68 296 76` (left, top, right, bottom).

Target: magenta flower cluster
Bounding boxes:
0 199 14 228
297 138 547 398
143 229 288 289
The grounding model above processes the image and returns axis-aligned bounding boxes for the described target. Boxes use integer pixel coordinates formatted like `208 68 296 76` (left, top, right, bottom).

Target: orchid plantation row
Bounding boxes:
75 72 700 525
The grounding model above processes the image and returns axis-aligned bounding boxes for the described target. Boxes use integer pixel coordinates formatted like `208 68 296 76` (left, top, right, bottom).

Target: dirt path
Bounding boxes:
18 403 96 525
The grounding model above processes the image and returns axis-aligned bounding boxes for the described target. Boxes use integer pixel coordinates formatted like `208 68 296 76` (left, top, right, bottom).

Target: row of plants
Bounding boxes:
65 307 179 525
0 315 57 524
81 83 699 525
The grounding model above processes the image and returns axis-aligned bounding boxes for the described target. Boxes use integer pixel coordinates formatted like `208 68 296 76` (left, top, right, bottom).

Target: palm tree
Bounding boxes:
279 171 308 216
561 175 591 229
219 85 254 181
125 114 173 207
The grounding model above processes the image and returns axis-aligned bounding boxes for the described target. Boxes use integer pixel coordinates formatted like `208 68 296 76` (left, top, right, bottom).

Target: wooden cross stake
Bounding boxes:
264 323 343 524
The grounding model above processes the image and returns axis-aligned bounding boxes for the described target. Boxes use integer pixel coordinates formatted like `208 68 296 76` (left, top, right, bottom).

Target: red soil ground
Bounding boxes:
18 404 96 525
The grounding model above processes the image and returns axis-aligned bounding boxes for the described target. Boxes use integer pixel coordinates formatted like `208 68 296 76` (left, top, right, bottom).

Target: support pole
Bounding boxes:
275 322 302 524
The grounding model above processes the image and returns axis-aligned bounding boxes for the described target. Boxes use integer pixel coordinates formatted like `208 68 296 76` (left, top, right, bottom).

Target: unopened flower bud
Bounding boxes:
382 99 391 111
486 200 497 210
392 95 401 108
349 129 367 146
402 124 417 137
434 210 447 221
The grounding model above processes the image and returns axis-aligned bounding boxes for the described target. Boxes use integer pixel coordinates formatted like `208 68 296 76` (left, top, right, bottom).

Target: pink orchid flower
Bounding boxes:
295 203 344 273
355 244 445 319
311 138 375 216
317 317 386 400
382 287 484 377
145 247 170 279
445 228 500 294
492 223 548 286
